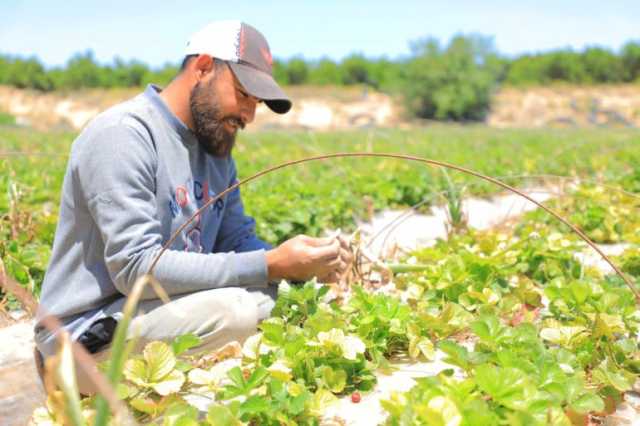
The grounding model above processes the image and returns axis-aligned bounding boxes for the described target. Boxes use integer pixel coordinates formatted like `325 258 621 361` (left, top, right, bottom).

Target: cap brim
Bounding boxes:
228 62 292 114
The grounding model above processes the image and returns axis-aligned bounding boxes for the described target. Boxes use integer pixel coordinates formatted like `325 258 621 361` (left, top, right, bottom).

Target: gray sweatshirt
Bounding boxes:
35 85 270 345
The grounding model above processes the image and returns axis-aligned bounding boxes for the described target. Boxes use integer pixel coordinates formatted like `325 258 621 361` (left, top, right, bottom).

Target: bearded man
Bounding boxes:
34 21 351 395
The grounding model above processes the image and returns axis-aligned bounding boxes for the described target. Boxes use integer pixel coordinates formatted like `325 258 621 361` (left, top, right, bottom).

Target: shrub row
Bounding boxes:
1 37 639 120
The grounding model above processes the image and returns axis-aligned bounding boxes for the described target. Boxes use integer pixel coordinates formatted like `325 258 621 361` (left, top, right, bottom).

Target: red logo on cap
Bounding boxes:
261 47 273 67
238 27 246 58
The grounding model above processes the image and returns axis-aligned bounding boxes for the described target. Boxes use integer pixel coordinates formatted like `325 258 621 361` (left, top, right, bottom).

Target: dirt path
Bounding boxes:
0 320 44 426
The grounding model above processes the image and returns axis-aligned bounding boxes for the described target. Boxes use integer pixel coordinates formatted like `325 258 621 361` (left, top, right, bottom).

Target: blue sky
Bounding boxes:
1 0 639 68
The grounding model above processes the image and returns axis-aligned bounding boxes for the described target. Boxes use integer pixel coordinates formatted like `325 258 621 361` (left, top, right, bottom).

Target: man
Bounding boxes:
34 20 351 394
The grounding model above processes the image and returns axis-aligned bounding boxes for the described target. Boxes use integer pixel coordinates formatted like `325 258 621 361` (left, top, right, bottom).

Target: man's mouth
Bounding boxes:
225 118 245 132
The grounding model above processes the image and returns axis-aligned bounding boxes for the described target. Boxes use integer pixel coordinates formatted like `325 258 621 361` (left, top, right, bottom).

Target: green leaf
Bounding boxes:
539 326 587 347
171 334 202 356
188 365 226 387
471 315 502 346
309 389 338 415
227 367 246 389
289 393 309 416
241 333 262 360
461 399 500 425
592 359 634 392
245 367 269 391
152 369 185 396
321 367 347 393
570 392 605 414
163 402 199 426
409 336 435 360
591 313 626 339
123 358 148 386
239 395 270 417
130 397 158 415
175 360 194 373
423 395 462 426
474 364 535 411
172 418 199 426
260 319 286 346
207 404 240 426
115 382 137 400
315 328 365 360
438 340 470 370
267 360 292 382
569 281 591 305
144 341 177 382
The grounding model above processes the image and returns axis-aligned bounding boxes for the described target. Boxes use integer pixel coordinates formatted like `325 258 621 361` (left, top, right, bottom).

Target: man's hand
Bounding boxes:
266 234 353 283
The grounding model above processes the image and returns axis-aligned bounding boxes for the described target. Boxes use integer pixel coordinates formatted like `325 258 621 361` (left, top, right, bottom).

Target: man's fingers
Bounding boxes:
337 235 350 250
337 260 348 275
339 247 353 265
304 236 335 247
326 257 347 273
326 256 341 268
336 236 353 264
310 238 341 260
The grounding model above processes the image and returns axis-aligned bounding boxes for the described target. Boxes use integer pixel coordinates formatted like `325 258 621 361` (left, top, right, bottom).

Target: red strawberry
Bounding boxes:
351 392 361 403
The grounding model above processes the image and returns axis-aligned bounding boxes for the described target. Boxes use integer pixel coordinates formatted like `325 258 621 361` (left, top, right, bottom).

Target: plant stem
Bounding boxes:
385 263 431 273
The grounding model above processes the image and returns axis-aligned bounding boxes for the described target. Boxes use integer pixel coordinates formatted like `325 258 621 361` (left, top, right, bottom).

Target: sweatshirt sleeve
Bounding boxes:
214 158 273 253
76 118 269 299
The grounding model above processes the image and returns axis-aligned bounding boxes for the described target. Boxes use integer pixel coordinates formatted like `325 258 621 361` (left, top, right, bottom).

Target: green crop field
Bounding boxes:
2 124 640 425
2 125 639 302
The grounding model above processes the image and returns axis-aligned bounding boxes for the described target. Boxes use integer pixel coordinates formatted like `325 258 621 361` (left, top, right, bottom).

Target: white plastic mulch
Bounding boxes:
358 186 559 258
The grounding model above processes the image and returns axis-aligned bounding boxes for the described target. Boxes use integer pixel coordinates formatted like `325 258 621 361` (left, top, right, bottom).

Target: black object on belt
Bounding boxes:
77 317 118 354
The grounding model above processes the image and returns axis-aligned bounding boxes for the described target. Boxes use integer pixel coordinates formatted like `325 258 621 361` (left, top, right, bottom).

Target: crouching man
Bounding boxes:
34 20 351 395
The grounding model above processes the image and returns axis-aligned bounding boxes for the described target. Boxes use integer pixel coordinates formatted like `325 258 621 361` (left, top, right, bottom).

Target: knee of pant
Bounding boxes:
219 289 259 344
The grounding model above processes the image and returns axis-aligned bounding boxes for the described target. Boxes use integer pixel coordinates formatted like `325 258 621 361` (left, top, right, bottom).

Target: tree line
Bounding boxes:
1 37 639 120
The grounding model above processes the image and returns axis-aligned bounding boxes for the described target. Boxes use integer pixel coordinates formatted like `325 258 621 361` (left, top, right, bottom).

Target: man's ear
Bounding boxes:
193 54 215 79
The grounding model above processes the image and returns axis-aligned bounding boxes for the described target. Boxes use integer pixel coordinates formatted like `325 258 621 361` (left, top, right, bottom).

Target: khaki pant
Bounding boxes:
39 285 277 396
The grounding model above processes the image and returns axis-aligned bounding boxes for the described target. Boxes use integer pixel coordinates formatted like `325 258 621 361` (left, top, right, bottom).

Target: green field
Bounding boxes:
1 125 639 303
3 124 640 425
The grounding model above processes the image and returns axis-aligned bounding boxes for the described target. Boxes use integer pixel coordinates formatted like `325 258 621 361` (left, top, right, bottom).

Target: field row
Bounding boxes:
1 125 639 306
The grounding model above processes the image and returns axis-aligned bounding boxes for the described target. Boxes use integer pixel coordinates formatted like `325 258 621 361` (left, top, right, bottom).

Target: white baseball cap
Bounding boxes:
186 20 292 114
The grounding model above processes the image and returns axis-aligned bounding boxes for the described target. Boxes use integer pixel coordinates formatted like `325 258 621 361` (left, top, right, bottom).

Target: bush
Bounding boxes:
284 57 309 85
582 47 625 83
621 41 640 82
308 58 342 85
399 35 501 120
341 54 373 86
369 58 404 91
272 59 289 85
141 62 179 87
0 56 53 90
506 47 629 85
0 50 177 91
54 51 104 89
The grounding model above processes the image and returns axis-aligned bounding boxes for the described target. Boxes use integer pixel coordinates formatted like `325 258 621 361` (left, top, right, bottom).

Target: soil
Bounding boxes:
0 320 45 426
1 84 639 132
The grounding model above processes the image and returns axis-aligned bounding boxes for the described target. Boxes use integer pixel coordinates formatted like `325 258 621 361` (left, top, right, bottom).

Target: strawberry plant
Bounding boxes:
524 184 640 244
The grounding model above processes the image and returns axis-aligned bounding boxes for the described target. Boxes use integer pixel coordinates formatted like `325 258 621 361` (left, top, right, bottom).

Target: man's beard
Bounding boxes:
189 79 244 157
